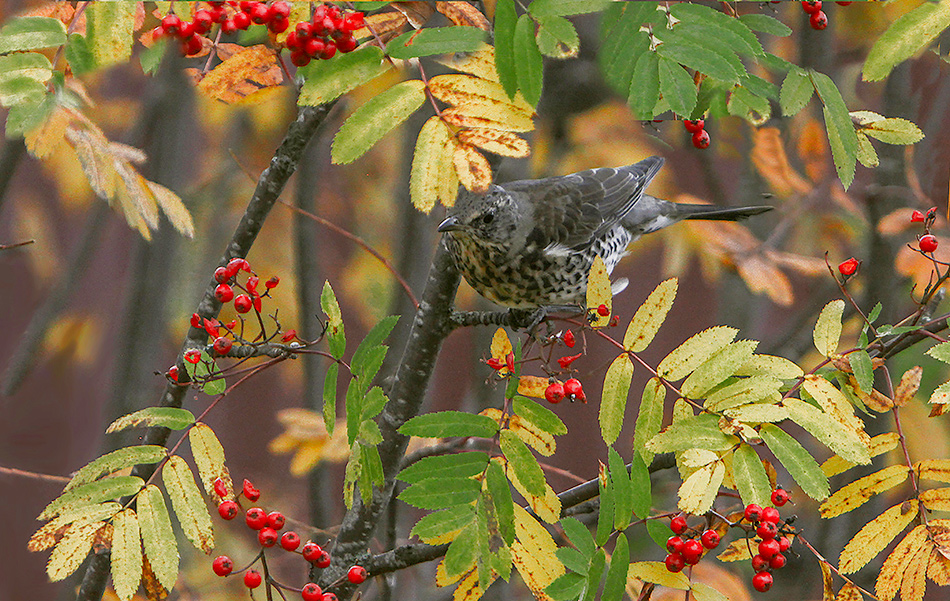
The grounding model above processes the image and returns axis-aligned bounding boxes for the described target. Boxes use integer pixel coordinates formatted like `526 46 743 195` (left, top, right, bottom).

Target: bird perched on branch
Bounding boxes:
438 156 772 310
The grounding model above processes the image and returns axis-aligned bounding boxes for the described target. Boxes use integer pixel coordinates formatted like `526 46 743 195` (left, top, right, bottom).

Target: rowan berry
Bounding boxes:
282 330 297 342
758 538 781 559
315 550 331 568
323 594 338 601
218 500 239 520
281 531 301 551
214 266 231 284
802 1 822 13
751 554 769 572
232 11 251 29
320 41 337 60
348 565 367 584
911 209 925 223
343 12 365 31
701 529 720 549
221 19 238 34
301 583 322 601
185 350 202 364
838 257 858 277
269 1 290 20
670 516 688 535
167 365 179 382
757 521 778 540
563 378 585 402
161 14 182 36
810 10 828 30
682 539 703 565
258 527 279 547
244 569 262 589
744 504 763 522
252 293 262 312
192 10 213 34
243 479 261 501
191 313 202 328
557 353 582 369
692 129 710 149
212 555 233 576
267 511 285 530
213 336 232 355
683 119 704 133
544 382 565 404
246 507 268 530
337 35 357 53
235 294 253 313
665 552 685 573
666 536 684 553
563 330 576 348
920 234 939 253
246 276 259 293
302 542 323 562
249 2 270 24
771 488 790 507
269 17 289 33
778 536 791 552
291 50 312 67
266 276 280 289
752 571 773 592
769 553 787 569
597 304 609 317
761 506 781 524
213 477 228 498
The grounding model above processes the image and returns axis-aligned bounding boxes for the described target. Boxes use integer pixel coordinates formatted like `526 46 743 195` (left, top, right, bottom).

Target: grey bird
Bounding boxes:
438 156 772 310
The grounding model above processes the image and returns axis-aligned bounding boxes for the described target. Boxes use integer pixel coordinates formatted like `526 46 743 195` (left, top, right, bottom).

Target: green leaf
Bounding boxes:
681 340 758 399
360 443 384 491
398 452 490 484
5 90 54 136
759 52 793 74
630 453 651 519
598 5 652 95
646 519 669 549
138 37 167 75
321 281 346 359
811 70 857 189
780 68 813 116
85 1 136 67
600 355 634 445
514 14 543 107
486 459 515 545
609 448 634 530
739 74 778 101
738 13 791 37
535 16 579 58
731 444 771 507
110 509 142 601
64 33 95 75
852 112 925 145
530 0 612 17
361 386 388 421
494 0 519 99
850 350 874 395
162 456 214 553
704 374 783 412
398 477 481 509
658 326 738 381
444 521 480 578
410 505 476 542
783 398 870 465
691 582 730 601
188 423 228 496
813 299 844 357
137 484 178 591
299 45 389 106
39 476 145 521
628 49 660 120
0 76 46 108
864 0 950 82
500 430 545 497
646 414 737 453
0 17 66 53
547 572 587 601
354 346 387 393
399 411 500 438
595 476 614 547
323 363 338 436
513 396 567 435
560 516 596 559
727 86 771 124
581 548 606 601
346 380 361 446
657 56 697 120
634 378 665 464
387 26 488 59
928 341 950 364
760 424 829 500
669 3 763 56
602 533 629 601
0 52 52 86
351 315 398 374
331 80 426 164
65 445 167 491
655 33 742 83
558 546 590 574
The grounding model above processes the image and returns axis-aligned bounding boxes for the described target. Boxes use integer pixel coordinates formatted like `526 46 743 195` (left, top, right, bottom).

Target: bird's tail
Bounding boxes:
678 205 773 221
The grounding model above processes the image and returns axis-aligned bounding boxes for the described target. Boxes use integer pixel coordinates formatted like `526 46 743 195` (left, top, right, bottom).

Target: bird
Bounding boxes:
438 156 772 310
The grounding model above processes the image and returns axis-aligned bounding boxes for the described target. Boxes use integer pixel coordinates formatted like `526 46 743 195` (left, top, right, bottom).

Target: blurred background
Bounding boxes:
3 1 950 601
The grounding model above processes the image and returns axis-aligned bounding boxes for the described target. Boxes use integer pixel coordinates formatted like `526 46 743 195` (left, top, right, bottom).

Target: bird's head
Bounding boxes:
437 186 519 245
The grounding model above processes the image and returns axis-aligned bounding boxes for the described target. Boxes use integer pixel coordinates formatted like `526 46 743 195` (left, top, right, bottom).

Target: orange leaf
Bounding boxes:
436 1 491 29
798 118 830 182
517 375 549 399
751 127 812 197
453 143 492 193
352 11 409 41
458 128 529 158
196 45 282 104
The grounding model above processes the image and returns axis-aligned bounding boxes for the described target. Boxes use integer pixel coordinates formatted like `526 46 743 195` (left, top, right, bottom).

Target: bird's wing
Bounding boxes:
506 156 665 250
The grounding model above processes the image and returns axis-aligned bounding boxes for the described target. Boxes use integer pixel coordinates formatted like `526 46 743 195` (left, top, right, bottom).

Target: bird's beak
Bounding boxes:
438 216 461 232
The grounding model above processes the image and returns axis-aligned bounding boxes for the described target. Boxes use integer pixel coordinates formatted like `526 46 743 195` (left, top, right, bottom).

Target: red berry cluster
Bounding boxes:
543 378 585 404
284 4 365 66
683 119 710 150
743 488 793 593
663 515 721 573
801 1 829 30
911 207 940 253
212 478 363 600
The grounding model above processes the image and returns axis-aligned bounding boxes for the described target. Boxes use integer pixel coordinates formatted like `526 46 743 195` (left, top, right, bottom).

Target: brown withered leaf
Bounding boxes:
21 2 82 32
798 118 830 183
895 366 922 407
441 106 535 132
92 522 113 553
142 556 168 601
437 1 491 29
352 11 409 44
927 548 950 584
751 127 812 197
196 44 282 104
931 404 949 418
736 254 793 306
391 1 436 27
848 374 894 412
458 128 530 158
453 143 492 193
834 584 861 601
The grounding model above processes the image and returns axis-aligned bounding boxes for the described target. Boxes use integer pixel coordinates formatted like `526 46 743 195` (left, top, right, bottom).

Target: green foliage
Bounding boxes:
387 27 487 59
299 46 389 106
399 411 500 438
331 80 426 164
0 17 66 53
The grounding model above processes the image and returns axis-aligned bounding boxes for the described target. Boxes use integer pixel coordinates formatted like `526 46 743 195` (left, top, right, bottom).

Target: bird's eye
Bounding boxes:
480 212 495 225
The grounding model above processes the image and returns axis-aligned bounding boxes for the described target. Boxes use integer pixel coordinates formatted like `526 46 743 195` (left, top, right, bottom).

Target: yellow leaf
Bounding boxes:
734 353 804 379
458 128 530 158
626 561 690 589
436 2 491 29
920 487 950 512
188 423 229 497
820 465 910 518
517 375 550 399
453 143 492 194
441 105 536 132
24 104 71 159
411 116 453 213
802 375 872 451
111 509 143 601
820 560 834 601
511 505 563 601
47 521 104 581
927 548 950 585
624 278 677 352
822 432 901 478
452 567 496 601
437 559 465 587
490 328 513 376
716 539 756 562
899 534 930 601
813 299 845 357
427 73 535 116
196 45 282 104
501 457 560 523
839 499 919 573
917 459 950 484
723 403 788 424
439 134 461 207
586 255 611 328
894 366 922 407
658 326 738 382
834 584 862 601
876 525 928 601
509 414 555 457
436 43 499 82
161 456 214 554
678 460 725 515
146 181 194 238
30 502 121 553
350 11 408 40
